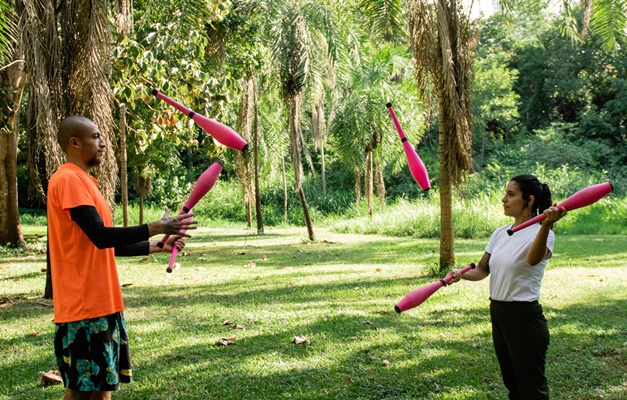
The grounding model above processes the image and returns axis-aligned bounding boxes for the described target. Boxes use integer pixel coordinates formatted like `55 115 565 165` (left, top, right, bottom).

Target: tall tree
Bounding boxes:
272 0 344 240
408 0 477 271
0 2 25 247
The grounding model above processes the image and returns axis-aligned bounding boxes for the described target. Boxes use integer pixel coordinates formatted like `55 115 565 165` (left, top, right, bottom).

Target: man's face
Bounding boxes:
75 122 105 167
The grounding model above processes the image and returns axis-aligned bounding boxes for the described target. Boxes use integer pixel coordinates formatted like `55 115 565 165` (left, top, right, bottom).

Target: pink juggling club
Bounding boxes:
395 263 476 313
158 163 222 271
166 212 193 273
386 103 430 191
507 182 614 236
153 89 248 152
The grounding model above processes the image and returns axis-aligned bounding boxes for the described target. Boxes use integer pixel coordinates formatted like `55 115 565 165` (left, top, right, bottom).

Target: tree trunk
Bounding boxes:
375 153 386 207
438 104 455 271
0 51 26 247
354 168 362 206
365 148 373 216
252 75 263 234
288 95 314 241
321 144 326 197
120 104 129 226
280 156 288 223
139 179 145 224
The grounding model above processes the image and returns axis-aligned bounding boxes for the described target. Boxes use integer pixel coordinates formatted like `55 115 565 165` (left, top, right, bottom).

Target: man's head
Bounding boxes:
58 116 105 168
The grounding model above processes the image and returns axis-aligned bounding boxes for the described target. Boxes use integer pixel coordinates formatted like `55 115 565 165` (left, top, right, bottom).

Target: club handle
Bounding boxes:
442 263 476 285
164 212 192 273
386 102 407 140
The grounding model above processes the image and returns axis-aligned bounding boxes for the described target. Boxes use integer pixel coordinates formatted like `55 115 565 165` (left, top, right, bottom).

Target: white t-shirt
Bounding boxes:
486 223 555 302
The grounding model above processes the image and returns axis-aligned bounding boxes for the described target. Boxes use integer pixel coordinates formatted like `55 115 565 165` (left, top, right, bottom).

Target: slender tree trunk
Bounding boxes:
321 145 326 196
354 168 362 206
365 148 373 216
438 103 454 271
281 156 288 223
0 51 26 247
120 104 129 226
139 180 145 224
288 95 314 240
375 153 386 207
252 76 263 234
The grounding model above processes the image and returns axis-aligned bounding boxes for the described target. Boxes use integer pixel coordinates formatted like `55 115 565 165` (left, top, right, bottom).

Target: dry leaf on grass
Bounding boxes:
245 262 256 269
233 324 245 329
382 360 390 366
217 336 237 346
292 335 309 345
223 320 232 326
120 283 133 287
39 370 63 386
196 267 206 271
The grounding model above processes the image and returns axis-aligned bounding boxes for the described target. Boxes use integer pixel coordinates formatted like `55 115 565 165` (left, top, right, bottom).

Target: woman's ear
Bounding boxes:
526 194 535 209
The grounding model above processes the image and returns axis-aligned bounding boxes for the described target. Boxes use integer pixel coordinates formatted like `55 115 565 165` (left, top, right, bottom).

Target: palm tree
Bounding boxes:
272 0 344 241
0 2 25 247
407 0 477 271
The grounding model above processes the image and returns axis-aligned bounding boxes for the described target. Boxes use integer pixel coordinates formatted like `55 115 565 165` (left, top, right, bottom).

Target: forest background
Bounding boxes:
1 0 626 253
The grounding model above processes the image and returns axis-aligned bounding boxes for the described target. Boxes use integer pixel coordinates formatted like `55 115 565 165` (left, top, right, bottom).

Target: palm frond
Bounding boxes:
358 0 406 42
0 0 18 65
590 0 627 53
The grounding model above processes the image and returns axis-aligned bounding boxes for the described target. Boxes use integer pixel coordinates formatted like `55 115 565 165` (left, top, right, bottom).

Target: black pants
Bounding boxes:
490 300 550 400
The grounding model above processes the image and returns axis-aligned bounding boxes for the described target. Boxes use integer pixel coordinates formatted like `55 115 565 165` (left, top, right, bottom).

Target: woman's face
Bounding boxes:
501 180 531 218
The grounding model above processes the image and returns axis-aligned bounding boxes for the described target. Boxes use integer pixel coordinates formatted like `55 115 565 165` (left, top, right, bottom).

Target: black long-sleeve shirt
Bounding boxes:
69 206 150 256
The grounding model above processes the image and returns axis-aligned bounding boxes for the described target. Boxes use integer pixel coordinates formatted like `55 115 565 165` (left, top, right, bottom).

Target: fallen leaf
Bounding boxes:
233 324 245 329
255 276 261 280
39 370 63 386
217 336 237 346
41 268 47 272
376 267 382 272
245 262 256 269
198 257 206 261
140 258 148 262
120 283 133 287
238 252 246 255
292 335 309 345
223 320 232 326
30 331 40 336
261 256 267 261
382 360 390 366
196 267 206 271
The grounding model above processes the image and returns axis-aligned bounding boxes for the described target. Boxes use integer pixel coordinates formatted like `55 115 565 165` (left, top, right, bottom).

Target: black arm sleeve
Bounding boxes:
70 205 150 249
115 242 150 257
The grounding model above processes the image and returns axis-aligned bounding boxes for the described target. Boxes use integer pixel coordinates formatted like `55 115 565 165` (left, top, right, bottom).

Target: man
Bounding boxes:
47 116 197 400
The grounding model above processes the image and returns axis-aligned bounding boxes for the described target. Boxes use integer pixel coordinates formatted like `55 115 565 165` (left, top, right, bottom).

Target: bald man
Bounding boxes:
47 116 197 400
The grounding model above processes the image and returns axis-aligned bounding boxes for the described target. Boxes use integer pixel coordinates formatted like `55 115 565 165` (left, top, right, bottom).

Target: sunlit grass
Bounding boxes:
1 227 625 400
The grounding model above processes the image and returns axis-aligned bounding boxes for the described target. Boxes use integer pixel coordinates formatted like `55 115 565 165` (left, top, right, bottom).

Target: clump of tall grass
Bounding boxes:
330 191 508 238
330 189 627 238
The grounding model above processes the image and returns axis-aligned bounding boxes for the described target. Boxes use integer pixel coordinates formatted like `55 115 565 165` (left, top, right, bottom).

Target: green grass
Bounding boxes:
1 227 625 399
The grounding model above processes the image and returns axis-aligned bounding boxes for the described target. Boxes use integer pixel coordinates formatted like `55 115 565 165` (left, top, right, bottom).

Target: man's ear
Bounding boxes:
69 137 80 148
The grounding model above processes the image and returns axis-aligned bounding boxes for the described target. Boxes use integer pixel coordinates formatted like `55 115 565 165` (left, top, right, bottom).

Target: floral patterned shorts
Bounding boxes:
54 312 132 391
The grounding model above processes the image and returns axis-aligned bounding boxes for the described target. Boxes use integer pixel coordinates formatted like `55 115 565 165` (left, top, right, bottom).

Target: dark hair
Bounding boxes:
511 174 552 216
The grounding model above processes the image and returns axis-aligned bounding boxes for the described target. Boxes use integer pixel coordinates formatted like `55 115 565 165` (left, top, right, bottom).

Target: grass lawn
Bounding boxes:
1 227 625 399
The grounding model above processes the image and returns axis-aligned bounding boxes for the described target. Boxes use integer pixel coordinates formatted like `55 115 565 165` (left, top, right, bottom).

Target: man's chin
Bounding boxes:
88 158 102 167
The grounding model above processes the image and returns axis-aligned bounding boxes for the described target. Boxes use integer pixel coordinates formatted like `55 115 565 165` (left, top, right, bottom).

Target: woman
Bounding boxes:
448 174 567 400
